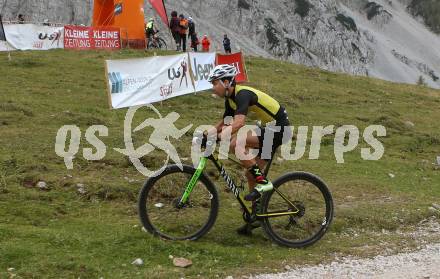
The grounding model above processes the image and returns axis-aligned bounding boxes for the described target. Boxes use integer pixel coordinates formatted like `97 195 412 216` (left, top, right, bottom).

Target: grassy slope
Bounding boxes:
0 49 439 278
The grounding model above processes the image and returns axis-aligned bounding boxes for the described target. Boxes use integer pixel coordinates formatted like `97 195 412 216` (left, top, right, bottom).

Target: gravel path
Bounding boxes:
250 218 440 279
251 243 440 279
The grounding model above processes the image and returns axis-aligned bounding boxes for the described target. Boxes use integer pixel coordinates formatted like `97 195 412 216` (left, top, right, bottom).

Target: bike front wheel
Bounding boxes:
260 172 334 248
138 164 219 240
157 38 167 49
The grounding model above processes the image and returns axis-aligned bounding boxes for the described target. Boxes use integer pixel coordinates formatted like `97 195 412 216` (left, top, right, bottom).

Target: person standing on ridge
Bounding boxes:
179 14 189 52
202 35 211 52
169 11 181 51
223 34 232 54
188 17 196 41
191 33 200 52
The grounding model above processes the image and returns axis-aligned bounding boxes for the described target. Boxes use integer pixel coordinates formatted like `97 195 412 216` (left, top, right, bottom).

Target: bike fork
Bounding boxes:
177 157 207 207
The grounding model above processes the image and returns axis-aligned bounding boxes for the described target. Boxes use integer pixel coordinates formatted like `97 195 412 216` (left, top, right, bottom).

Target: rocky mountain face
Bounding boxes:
1 0 439 88
0 0 93 26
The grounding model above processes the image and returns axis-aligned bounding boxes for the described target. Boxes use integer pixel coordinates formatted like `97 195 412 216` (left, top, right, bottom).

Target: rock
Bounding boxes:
225 276 233 279
131 258 144 266
432 203 440 210
173 257 192 268
388 173 395 178
154 203 164 208
437 156 440 166
37 181 48 190
77 188 87 194
168 255 174 259
404 121 415 129
428 207 439 214
284 265 291 270
76 184 87 195
7 267 15 272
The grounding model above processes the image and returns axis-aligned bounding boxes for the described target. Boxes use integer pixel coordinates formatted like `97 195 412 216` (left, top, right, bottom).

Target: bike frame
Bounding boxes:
178 152 300 218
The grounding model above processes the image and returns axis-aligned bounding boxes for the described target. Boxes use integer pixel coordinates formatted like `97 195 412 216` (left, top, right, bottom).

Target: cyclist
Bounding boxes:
145 18 157 48
207 64 292 234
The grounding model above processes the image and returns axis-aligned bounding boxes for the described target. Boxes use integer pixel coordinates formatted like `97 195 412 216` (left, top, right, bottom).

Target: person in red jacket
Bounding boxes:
201 35 211 52
169 11 181 51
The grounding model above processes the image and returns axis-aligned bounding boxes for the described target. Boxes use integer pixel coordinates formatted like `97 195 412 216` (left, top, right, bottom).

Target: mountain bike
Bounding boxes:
147 30 167 50
138 137 334 248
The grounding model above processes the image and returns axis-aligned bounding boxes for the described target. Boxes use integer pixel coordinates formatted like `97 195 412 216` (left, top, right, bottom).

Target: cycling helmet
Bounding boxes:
208 64 237 83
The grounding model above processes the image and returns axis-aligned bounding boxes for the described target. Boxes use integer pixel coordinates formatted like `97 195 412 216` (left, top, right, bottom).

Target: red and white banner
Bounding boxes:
64 25 121 50
216 52 248 83
4 24 64 50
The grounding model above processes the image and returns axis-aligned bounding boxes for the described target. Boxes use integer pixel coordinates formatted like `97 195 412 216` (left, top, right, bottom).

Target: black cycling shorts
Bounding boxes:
257 108 292 160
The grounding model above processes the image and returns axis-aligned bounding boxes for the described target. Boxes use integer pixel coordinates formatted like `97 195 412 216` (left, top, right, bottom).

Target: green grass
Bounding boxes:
0 49 439 278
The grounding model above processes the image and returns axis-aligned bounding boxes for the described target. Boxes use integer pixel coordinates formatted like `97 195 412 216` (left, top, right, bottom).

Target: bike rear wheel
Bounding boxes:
260 172 333 248
138 164 219 240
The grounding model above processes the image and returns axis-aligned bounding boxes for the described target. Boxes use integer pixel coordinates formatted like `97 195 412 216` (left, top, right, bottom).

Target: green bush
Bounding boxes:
294 0 313 18
408 0 440 34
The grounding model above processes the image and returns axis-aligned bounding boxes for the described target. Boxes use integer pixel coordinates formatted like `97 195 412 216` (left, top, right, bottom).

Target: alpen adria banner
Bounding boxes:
4 24 64 50
106 53 196 109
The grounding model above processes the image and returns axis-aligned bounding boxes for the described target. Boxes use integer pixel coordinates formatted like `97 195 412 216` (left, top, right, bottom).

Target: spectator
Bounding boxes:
18 14 25 24
201 35 211 52
223 34 232 54
190 33 200 52
169 11 181 51
188 17 196 40
179 14 189 52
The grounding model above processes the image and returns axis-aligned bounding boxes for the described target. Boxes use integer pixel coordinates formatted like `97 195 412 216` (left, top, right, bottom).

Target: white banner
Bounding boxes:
106 53 196 109
189 52 216 92
4 24 64 50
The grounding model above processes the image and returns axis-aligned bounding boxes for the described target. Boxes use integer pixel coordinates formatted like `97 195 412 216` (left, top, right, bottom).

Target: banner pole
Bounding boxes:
186 52 197 95
241 50 249 83
104 61 113 109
